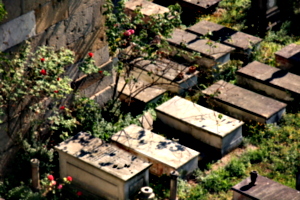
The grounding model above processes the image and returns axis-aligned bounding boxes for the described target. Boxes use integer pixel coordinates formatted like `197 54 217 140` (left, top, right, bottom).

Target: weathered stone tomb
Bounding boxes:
111 124 199 176
55 132 151 200
155 96 244 155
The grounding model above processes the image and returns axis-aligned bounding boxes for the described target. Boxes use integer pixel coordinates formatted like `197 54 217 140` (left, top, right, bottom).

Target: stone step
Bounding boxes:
125 0 170 22
117 77 167 105
155 96 244 155
130 58 199 94
275 43 300 74
187 20 262 57
236 61 300 102
111 124 199 176
202 80 287 123
55 132 151 200
166 28 235 68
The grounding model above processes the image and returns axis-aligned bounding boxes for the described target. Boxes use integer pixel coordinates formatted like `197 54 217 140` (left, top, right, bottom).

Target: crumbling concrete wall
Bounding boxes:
0 0 114 176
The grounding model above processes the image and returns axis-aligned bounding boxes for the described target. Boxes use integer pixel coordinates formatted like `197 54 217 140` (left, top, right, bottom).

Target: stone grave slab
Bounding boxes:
162 0 221 13
111 124 199 176
232 175 300 200
275 43 300 73
155 96 244 155
117 77 167 105
130 58 199 94
187 20 262 53
236 61 300 101
202 80 287 123
166 29 234 68
125 0 170 21
55 132 151 200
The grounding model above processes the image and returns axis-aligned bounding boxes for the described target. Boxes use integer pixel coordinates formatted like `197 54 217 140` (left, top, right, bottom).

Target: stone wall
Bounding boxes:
0 0 114 176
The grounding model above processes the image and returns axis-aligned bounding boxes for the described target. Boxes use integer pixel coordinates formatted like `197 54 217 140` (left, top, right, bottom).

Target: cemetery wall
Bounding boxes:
0 0 113 177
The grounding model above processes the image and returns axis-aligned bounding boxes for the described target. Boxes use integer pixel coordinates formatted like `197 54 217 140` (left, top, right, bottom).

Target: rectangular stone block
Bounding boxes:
166 29 234 68
55 132 151 200
130 58 199 94
275 43 300 73
179 0 221 11
232 175 300 200
155 96 244 155
35 0 69 34
202 80 287 123
125 0 170 21
111 124 199 176
236 61 300 101
118 78 167 105
187 20 262 52
0 11 36 51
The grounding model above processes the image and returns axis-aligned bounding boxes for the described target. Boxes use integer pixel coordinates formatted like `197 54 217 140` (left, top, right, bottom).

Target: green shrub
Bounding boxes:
225 158 247 178
201 170 231 193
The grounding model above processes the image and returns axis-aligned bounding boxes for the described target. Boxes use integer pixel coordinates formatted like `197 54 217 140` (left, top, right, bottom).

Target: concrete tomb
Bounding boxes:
275 43 300 74
187 20 262 55
117 77 167 105
111 124 199 176
55 132 151 200
125 0 170 21
166 29 234 68
155 96 244 155
130 58 199 94
236 61 300 102
232 174 300 200
202 80 287 123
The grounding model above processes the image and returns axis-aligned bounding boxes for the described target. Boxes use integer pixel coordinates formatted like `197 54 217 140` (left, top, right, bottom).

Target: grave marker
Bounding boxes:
125 0 170 22
55 132 151 200
130 58 199 94
232 174 300 200
275 43 300 74
111 124 199 176
155 96 244 155
202 80 287 123
187 20 262 56
166 29 234 68
236 61 300 101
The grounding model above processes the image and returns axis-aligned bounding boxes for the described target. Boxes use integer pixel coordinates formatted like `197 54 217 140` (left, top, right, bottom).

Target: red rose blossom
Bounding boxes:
40 69 47 75
54 90 59 93
88 52 94 58
59 106 65 110
123 30 131 36
76 191 83 196
57 184 63 190
67 176 73 181
47 175 54 181
99 70 103 74
40 58 45 62
129 29 135 34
